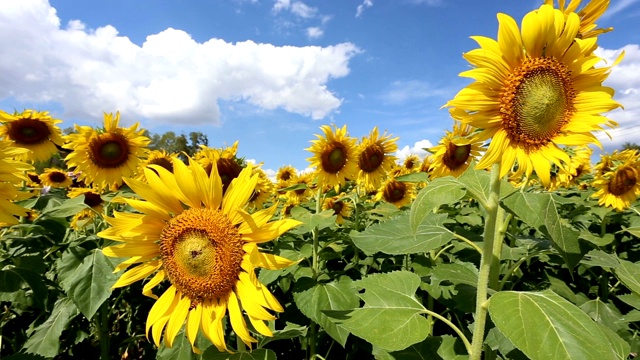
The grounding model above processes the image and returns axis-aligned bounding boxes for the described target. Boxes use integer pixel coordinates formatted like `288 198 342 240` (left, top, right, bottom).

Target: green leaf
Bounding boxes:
410 177 465 232
56 247 119 320
258 323 307 348
40 195 88 218
388 335 469 360
0 267 47 308
157 329 196 360
618 293 640 310
293 277 359 346
488 290 625 360
580 299 626 332
396 172 430 183
580 250 620 269
430 262 478 287
23 297 79 358
351 213 454 255
331 271 430 352
614 259 640 296
202 348 276 360
502 192 585 269
580 230 615 246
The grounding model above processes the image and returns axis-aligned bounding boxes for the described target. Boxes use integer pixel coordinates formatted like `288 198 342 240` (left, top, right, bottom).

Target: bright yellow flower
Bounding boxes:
63 112 150 190
591 150 640 211
355 127 398 191
446 5 622 187
0 109 64 162
0 140 33 225
545 0 612 40
306 124 358 191
429 120 484 179
322 193 353 224
39 168 72 188
402 155 421 173
194 142 243 192
136 150 178 182
375 177 415 208
99 159 301 352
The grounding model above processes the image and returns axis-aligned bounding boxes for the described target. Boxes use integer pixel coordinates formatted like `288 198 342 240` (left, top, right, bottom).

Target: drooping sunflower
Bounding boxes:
99 159 301 352
63 112 150 190
355 127 398 191
592 152 640 211
557 146 593 187
248 167 274 210
545 0 612 40
195 142 243 193
39 168 73 188
322 193 353 225
285 172 315 205
68 187 105 230
0 109 64 163
374 177 415 208
429 120 484 179
306 124 358 191
445 4 622 187
0 140 33 225
136 150 179 182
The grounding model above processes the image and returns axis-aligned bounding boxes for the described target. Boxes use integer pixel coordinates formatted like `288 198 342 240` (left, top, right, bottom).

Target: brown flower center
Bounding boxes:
149 157 174 174
7 118 51 145
383 180 407 204
89 132 131 168
321 142 347 174
48 171 67 183
217 158 242 192
160 208 244 302
358 144 384 173
443 143 471 170
83 192 103 208
501 57 575 149
608 166 637 196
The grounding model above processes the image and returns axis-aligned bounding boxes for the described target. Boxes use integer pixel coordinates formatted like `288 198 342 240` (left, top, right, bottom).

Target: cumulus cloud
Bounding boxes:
356 0 373 17
306 27 324 39
396 139 434 162
0 0 359 124
594 44 640 149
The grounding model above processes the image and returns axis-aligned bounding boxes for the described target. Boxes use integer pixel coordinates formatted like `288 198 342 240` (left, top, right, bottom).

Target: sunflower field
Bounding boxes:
1 1 640 359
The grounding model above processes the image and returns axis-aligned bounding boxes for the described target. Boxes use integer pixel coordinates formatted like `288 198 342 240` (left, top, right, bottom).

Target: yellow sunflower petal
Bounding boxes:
111 260 161 288
165 293 191 348
228 290 256 347
142 270 166 299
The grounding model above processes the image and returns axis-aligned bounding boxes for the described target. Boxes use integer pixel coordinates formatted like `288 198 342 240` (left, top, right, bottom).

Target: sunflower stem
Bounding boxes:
469 163 501 360
96 300 110 360
309 187 323 359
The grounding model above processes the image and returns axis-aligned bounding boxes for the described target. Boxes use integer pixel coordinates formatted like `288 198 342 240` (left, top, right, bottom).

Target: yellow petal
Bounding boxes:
248 315 273 337
142 270 166 299
242 219 302 243
228 291 256 347
165 292 191 348
147 286 177 338
223 165 258 225
186 303 203 353
112 260 161 288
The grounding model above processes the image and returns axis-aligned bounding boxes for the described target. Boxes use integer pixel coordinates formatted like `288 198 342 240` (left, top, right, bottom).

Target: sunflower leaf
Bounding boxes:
388 335 469 360
327 271 431 352
410 177 465 232
157 328 195 360
202 348 277 360
23 297 79 358
39 195 88 218
614 259 640 296
351 212 454 255
488 290 628 360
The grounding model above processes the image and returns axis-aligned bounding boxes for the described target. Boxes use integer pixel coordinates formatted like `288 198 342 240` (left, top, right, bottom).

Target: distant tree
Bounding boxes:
622 142 640 151
148 130 208 160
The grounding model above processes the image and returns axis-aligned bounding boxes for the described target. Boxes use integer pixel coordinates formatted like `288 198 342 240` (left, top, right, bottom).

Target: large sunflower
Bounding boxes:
63 112 150 190
445 4 621 187
0 109 64 162
0 140 33 225
429 120 484 179
99 159 301 352
355 127 398 191
591 150 640 211
306 125 358 191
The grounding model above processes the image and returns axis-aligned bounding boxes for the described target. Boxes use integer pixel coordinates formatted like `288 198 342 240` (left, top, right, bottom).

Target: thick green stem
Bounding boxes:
488 207 507 289
309 188 323 359
97 301 110 360
469 163 501 360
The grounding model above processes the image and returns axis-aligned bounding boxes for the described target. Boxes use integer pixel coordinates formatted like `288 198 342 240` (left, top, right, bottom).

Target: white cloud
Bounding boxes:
602 0 640 19
272 0 317 18
396 139 434 162
0 0 359 125
306 27 323 39
272 0 290 13
380 80 448 104
594 44 640 149
356 0 373 17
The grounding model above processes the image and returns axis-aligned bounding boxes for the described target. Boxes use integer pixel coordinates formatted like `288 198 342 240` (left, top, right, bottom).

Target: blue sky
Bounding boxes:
1 0 640 175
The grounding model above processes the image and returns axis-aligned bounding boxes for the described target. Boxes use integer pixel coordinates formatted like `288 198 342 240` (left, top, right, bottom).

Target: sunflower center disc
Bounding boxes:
501 57 575 148
608 166 637 196
8 118 51 144
359 144 384 172
89 132 132 168
101 142 123 160
443 143 471 170
322 142 347 173
160 208 244 301
384 181 407 203
331 200 344 214
149 157 174 173
49 171 67 183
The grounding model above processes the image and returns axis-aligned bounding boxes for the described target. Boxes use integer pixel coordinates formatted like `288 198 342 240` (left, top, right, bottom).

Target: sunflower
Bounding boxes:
306 125 358 191
429 120 484 179
276 165 297 186
557 146 592 187
195 142 243 192
323 193 353 225
99 159 301 352
26 172 42 187
63 112 150 190
284 172 315 205
545 0 612 40
0 140 33 225
248 167 274 210
420 155 433 174
445 4 621 187
354 127 398 191
68 187 105 230
0 109 64 163
592 153 640 211
136 150 179 182
374 177 415 208
402 155 421 173
39 168 73 188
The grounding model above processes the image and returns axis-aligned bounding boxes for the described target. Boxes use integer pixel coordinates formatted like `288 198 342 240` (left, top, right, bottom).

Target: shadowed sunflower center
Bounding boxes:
83 192 103 208
149 157 174 174
28 173 41 184
217 158 243 192
383 181 407 203
89 133 131 168
160 208 244 301
331 200 344 214
443 142 471 170
359 144 384 173
608 166 637 196
321 142 348 173
501 57 575 149
7 118 51 145
48 171 67 183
